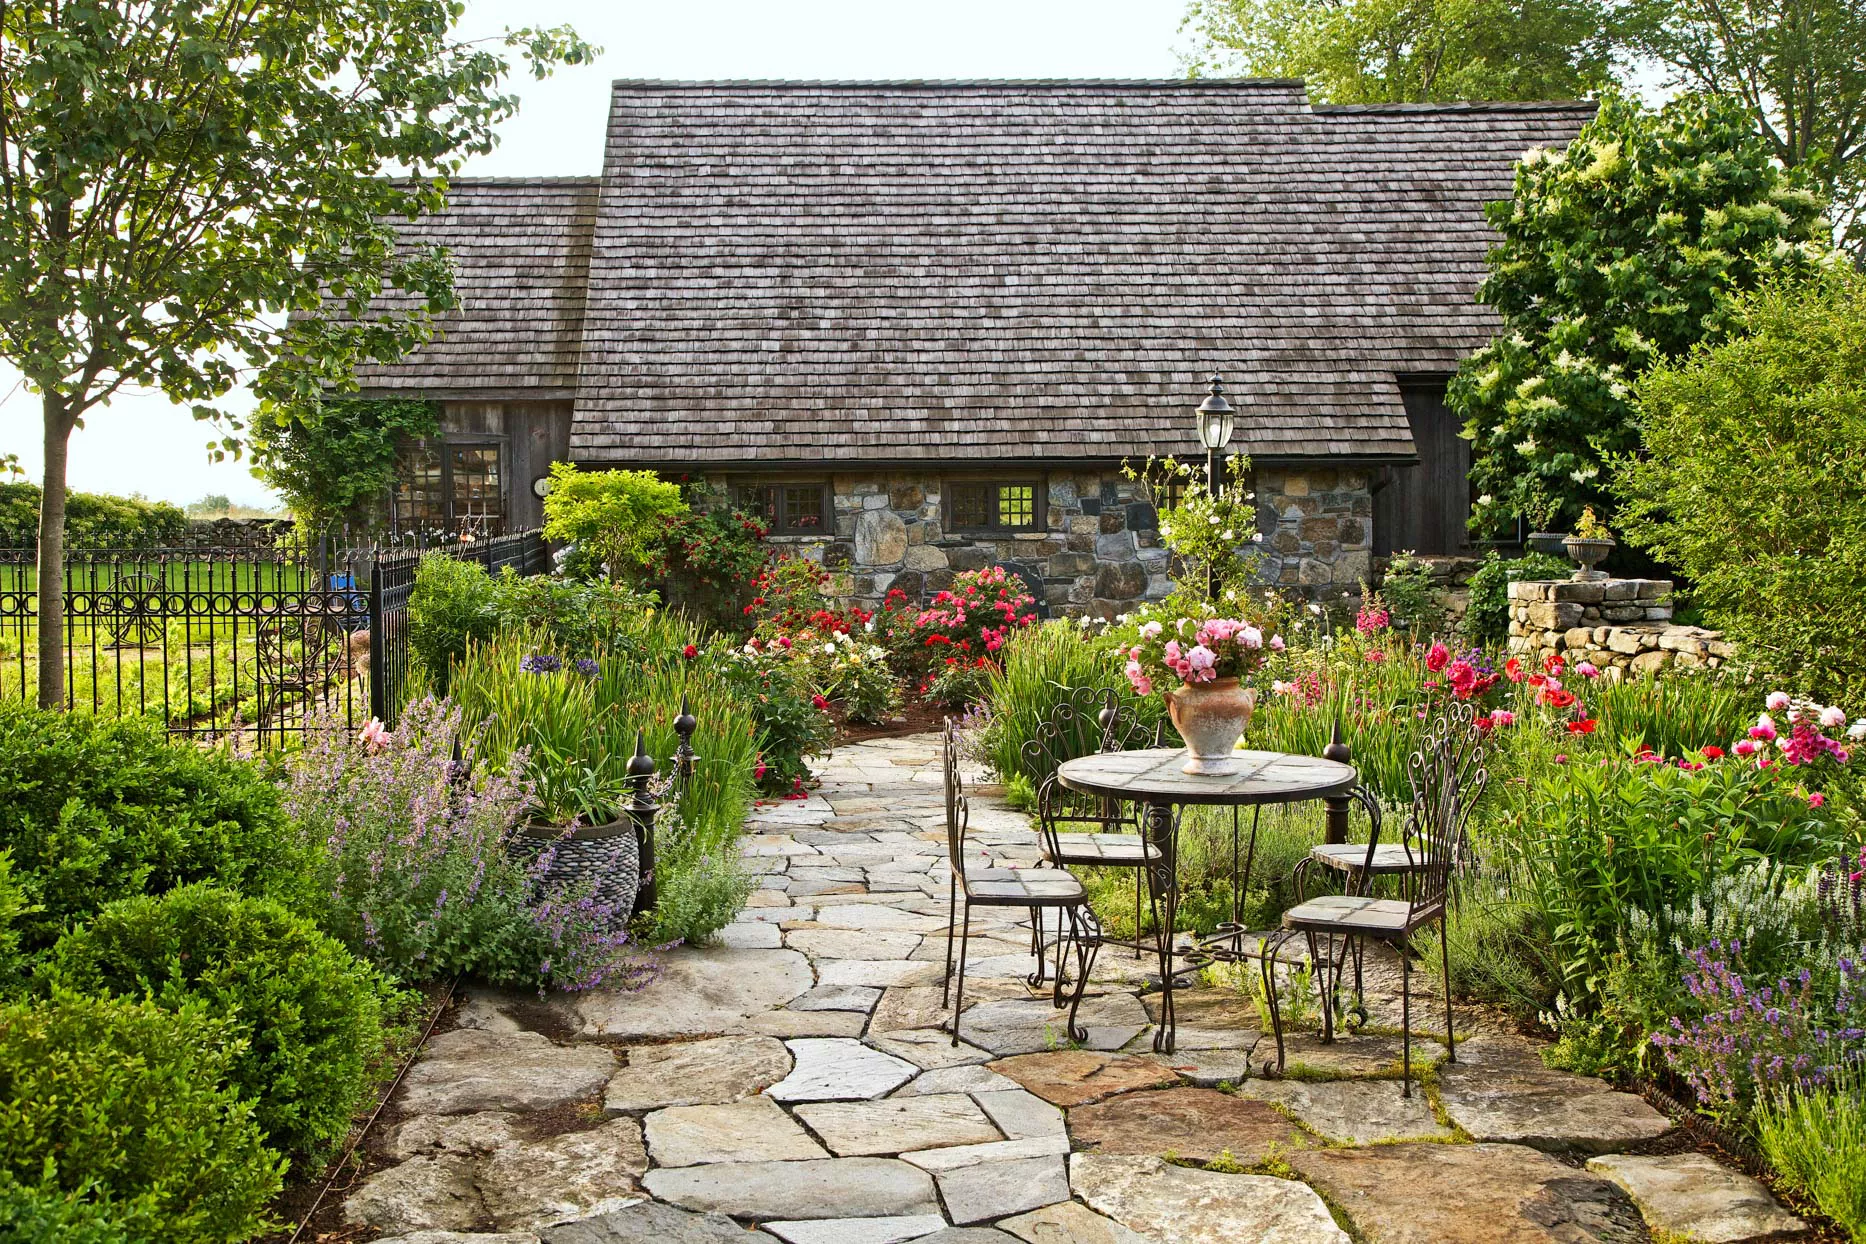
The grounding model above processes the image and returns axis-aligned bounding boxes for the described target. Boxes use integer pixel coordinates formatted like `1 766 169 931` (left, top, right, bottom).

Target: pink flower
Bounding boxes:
1124 661 1153 697
1489 709 1515 727
1238 625 1263 649
1364 650 1386 664
1553 753 1569 765
357 718 391 753
1749 714 1778 742
1164 639 1182 664
1820 705 1847 729
1425 642 1450 672
1808 792 1826 808
1269 634 1285 651
1139 621 1163 640
1186 645 1217 683
1733 739 1760 757
1766 691 1791 711
1576 661 1600 678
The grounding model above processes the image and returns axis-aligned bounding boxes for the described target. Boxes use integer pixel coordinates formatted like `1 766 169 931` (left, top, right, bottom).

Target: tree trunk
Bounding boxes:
36 394 72 710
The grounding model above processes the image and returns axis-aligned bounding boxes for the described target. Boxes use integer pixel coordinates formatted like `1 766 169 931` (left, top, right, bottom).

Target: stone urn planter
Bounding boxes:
1563 535 1616 583
1166 678 1256 775
513 817 641 918
1526 531 1569 558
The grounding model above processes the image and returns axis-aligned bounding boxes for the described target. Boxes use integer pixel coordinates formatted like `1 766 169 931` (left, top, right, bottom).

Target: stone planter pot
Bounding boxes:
1166 678 1257 775
1563 536 1616 583
513 816 641 918
1526 531 1569 558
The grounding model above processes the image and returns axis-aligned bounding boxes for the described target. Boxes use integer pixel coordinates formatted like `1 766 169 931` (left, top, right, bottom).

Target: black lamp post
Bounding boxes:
1196 373 1237 602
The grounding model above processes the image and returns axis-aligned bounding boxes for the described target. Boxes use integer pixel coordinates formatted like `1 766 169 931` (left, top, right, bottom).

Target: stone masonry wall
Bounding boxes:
704 467 1374 618
1507 578 1735 678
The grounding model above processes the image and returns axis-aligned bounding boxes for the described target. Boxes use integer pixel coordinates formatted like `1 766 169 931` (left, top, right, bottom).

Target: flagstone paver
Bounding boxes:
1290 1142 1650 1243
644 1097 829 1167
603 1035 792 1111
1068 1086 1313 1164
351 734 1805 1241
1587 1153 1807 1242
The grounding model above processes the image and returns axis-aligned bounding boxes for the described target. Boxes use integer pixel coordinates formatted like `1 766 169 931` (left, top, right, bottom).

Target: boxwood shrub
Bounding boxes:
0 704 313 957
0 991 284 1242
41 884 405 1164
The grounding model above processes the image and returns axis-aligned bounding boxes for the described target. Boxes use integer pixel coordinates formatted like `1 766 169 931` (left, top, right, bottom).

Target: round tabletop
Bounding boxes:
1055 747 1358 807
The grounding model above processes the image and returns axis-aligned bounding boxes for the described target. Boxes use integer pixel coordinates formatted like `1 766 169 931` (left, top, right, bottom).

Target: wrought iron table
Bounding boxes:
1055 747 1358 1053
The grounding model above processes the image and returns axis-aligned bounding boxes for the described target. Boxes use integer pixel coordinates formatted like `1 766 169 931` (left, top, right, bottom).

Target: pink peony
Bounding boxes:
1269 634 1285 651
1733 739 1760 757
1139 620 1163 640
1820 705 1847 729
1766 691 1791 711
1576 661 1600 678
1425 642 1450 672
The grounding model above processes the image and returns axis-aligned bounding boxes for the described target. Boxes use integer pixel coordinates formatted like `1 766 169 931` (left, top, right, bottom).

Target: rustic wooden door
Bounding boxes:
1374 378 1472 556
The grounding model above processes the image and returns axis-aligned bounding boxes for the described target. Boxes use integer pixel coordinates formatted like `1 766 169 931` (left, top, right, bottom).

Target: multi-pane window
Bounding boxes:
395 439 505 534
947 480 1042 533
733 482 830 535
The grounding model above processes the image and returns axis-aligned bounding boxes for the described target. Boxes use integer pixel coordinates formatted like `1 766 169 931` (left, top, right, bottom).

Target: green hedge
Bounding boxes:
0 703 314 960
0 992 284 1242
42 884 402 1165
0 483 187 549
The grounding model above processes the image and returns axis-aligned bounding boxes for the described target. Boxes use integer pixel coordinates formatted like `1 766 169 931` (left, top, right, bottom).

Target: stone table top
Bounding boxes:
1057 748 1357 807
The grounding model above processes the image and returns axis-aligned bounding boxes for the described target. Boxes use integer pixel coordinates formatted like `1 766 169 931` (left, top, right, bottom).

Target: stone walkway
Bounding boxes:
346 735 1812 1244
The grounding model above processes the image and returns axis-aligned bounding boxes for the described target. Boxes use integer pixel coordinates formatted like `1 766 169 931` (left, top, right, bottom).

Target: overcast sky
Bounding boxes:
0 0 1189 507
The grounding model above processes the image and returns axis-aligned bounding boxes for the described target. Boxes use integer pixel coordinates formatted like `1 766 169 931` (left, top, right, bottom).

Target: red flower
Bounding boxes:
1543 652 1565 676
681 644 699 660
1538 686 1577 710
1505 658 1524 683
1425 642 1450 672
1566 718 1598 735
811 694 830 710
1701 745 1726 760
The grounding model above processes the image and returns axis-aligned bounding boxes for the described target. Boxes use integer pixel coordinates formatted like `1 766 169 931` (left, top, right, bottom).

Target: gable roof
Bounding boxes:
349 177 599 401
571 81 1589 465
349 81 1592 464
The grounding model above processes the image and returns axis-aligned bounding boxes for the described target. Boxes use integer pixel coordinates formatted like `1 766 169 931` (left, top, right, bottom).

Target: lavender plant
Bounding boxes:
1650 939 1866 1121
284 698 651 993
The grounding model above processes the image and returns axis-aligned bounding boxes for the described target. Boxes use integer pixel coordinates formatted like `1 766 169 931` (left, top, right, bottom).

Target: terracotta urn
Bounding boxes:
1166 677 1256 775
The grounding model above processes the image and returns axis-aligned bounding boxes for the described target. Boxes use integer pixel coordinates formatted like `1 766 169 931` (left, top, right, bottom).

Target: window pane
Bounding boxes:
998 485 1035 529
734 485 779 526
450 445 504 529
400 442 445 529
952 483 990 529
783 486 824 531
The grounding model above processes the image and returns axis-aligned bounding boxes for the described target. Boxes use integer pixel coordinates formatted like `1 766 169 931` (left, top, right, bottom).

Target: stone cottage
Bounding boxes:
342 80 1591 613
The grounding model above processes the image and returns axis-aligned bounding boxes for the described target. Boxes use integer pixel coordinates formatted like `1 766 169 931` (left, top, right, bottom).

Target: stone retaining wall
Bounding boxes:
707 467 1373 617
1506 578 1734 677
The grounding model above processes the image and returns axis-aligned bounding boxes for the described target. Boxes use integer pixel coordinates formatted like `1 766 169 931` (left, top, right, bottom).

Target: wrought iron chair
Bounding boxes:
1020 685 1164 989
941 718 1100 1047
1260 700 1488 1094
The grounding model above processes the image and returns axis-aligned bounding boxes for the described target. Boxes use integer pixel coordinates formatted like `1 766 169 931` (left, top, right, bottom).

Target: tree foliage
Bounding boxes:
1620 0 1866 253
1179 0 1616 102
0 0 593 706
1449 93 1827 536
1615 269 1866 701
249 398 438 534
540 463 687 582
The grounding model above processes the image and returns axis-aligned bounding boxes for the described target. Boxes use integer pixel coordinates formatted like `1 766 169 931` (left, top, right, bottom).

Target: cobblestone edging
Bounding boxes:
1507 577 1735 677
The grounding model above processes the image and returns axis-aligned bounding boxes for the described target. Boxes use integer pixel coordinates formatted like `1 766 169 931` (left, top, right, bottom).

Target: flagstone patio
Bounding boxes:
347 734 1811 1244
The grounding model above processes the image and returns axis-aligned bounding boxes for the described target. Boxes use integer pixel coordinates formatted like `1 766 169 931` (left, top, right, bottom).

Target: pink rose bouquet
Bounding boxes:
1117 611 1281 697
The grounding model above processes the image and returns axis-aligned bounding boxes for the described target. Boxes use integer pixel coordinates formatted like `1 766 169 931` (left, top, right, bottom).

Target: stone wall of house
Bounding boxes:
707 466 1373 617
1506 578 1735 677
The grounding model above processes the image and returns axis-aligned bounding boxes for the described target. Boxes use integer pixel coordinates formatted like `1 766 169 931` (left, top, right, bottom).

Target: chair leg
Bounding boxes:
1028 904 1046 986
1307 930 1335 1046
1260 929 1297 1076
1051 907 1069 1006
942 874 957 1009
1440 923 1456 1063
1400 938 1412 1099
952 902 973 1048
1064 904 1101 1043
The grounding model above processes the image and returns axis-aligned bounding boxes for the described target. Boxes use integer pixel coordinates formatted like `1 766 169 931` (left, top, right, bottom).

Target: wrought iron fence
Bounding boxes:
0 530 549 745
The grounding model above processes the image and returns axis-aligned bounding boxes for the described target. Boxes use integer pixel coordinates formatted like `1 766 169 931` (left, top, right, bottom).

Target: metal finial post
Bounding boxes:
673 694 698 791
1322 719 1352 846
627 729 659 913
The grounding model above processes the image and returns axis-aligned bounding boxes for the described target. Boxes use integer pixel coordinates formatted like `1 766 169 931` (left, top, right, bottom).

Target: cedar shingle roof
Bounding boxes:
571 81 1589 464
349 177 599 401
352 82 1592 463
